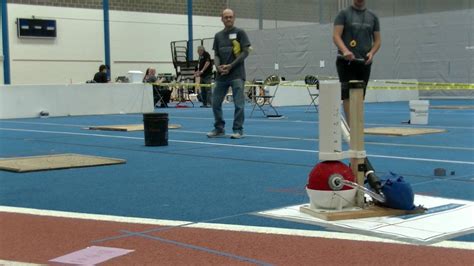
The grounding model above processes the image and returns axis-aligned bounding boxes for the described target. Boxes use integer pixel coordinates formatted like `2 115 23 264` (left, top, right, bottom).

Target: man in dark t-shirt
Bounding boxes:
333 0 381 124
195 46 213 107
93 64 109 83
207 8 251 139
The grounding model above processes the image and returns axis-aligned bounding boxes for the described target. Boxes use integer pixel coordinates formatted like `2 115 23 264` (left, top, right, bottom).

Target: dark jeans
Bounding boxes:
200 75 212 106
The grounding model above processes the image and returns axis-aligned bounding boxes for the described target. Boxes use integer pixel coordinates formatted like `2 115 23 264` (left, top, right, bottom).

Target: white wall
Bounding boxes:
8 4 104 85
6 4 223 85
5 4 320 85
109 10 222 77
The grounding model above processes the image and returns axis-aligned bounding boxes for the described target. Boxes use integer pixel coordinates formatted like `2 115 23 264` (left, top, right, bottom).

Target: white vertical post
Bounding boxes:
318 82 345 161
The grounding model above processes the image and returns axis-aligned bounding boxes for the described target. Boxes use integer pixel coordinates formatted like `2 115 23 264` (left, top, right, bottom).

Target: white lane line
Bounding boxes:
0 205 471 250
1 122 473 151
0 120 88 128
174 130 474 151
0 260 44 266
1 127 473 165
167 116 474 130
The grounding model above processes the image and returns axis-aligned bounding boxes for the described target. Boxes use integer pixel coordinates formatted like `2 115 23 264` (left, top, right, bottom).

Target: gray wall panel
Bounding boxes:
245 9 474 84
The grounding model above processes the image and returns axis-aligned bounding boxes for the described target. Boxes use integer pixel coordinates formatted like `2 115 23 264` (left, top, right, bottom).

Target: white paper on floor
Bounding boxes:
49 246 134 265
256 195 474 244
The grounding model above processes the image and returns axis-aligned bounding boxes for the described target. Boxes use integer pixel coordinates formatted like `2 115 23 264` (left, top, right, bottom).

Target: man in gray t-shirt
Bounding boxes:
333 0 381 124
207 8 251 139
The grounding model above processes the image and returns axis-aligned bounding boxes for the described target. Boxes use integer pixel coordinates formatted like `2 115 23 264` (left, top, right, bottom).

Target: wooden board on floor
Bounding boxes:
364 127 446 136
431 105 474 110
0 154 126 173
88 124 181 131
300 204 425 221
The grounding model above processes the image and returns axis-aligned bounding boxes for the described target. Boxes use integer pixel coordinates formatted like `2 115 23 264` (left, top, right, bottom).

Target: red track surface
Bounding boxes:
1 212 473 265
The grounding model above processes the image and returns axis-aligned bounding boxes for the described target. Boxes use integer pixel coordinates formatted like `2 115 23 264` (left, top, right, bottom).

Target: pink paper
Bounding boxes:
49 246 134 265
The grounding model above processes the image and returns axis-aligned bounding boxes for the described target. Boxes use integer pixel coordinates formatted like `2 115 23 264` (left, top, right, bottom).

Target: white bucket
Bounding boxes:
409 100 429 125
127 70 144 83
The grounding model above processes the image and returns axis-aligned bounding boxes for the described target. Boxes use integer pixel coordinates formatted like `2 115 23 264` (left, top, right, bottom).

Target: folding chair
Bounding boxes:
304 75 320 113
250 75 282 118
153 84 173 108
153 84 165 107
175 79 194 107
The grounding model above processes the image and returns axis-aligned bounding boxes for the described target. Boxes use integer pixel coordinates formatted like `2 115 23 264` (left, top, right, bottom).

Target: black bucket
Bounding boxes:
143 113 168 146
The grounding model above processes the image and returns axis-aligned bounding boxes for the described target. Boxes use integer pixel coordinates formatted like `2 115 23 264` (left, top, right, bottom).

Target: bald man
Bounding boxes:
207 9 251 139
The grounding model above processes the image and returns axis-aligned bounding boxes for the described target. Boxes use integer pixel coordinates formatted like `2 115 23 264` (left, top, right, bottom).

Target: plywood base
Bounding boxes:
364 127 446 136
0 154 126 173
88 124 181 131
431 105 474 110
299 204 425 221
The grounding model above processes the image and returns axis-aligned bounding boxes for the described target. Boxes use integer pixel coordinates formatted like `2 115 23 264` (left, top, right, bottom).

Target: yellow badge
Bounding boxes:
349 40 357 48
232 40 241 56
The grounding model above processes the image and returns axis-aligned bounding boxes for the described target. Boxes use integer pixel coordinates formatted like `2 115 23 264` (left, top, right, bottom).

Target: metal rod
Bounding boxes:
2 0 11 84
187 0 193 61
341 180 386 203
103 0 111 79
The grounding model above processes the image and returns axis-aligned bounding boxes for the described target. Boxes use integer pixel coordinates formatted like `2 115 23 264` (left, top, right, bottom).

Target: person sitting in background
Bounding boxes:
143 67 171 108
93 64 109 83
143 67 157 83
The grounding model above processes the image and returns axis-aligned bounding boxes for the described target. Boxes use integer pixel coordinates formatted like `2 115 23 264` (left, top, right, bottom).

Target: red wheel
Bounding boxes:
307 161 355 191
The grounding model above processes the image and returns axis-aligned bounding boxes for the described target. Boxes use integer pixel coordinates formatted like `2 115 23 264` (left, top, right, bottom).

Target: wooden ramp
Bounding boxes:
88 124 181 131
0 154 126 173
364 127 446 136
300 204 425 221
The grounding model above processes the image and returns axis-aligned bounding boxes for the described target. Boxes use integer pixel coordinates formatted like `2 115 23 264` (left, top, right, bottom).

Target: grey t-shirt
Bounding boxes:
334 6 380 59
213 27 251 81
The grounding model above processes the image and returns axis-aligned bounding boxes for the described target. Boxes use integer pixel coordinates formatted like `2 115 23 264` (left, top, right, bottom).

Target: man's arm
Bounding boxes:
230 48 249 69
214 52 226 74
221 47 250 73
333 25 354 61
201 61 211 74
366 31 381 64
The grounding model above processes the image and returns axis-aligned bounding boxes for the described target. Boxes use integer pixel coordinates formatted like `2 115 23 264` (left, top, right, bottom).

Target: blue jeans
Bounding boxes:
212 79 245 133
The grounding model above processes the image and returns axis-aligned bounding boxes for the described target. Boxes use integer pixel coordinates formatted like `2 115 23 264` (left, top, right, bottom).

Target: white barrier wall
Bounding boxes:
0 83 154 119
269 80 419 107
0 56 3 84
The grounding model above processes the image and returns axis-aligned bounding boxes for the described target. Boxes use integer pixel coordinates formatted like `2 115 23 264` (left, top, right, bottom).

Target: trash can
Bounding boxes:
128 70 144 83
143 113 168 146
409 100 429 125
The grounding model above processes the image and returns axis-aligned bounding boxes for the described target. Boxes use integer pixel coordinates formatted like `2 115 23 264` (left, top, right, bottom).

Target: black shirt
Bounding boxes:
198 51 212 78
93 72 108 83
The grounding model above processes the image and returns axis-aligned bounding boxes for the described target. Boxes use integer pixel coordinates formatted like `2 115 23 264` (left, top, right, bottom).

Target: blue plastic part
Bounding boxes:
380 172 415 210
